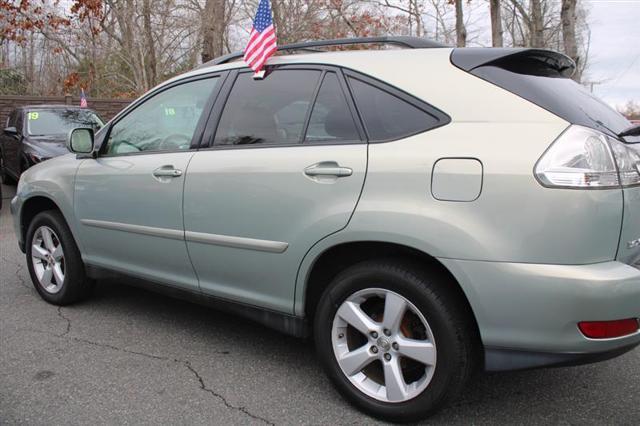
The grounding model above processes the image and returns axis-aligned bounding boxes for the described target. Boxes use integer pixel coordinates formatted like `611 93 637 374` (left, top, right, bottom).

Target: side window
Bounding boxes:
105 77 219 155
214 70 321 146
305 72 360 143
347 76 442 142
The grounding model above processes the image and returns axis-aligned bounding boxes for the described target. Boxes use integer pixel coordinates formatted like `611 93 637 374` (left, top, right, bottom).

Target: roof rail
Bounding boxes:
200 36 448 69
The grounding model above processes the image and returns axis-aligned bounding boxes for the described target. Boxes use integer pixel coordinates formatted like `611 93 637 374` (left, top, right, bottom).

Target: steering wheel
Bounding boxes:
158 134 192 151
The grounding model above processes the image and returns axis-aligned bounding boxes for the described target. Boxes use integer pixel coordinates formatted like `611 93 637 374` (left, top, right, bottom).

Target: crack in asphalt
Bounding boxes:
1 255 32 292
56 306 71 337
3 255 274 424
184 361 275 425
22 323 271 424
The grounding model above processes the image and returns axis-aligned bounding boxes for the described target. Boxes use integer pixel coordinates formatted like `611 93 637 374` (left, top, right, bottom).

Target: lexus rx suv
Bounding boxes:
10 37 640 422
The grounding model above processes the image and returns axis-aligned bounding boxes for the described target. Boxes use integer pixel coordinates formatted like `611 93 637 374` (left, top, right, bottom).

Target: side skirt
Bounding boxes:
86 265 310 338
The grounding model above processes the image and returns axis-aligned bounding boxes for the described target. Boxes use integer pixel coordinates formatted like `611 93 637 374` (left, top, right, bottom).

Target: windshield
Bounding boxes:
26 109 104 137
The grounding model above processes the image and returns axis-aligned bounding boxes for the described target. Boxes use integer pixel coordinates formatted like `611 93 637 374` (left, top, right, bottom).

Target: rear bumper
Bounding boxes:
440 258 640 371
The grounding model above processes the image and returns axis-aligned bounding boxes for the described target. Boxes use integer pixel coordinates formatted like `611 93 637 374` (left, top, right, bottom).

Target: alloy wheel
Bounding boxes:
31 226 65 294
331 288 437 403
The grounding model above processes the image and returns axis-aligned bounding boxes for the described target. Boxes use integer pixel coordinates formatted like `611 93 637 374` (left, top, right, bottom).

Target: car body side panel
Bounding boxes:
74 153 199 291
183 144 367 313
11 154 85 252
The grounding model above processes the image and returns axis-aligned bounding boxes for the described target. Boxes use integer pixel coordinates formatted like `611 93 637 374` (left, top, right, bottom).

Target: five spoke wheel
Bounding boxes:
31 226 65 294
332 288 437 403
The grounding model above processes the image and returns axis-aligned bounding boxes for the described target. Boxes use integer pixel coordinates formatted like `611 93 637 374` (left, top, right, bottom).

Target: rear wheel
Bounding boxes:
314 259 477 422
26 210 94 305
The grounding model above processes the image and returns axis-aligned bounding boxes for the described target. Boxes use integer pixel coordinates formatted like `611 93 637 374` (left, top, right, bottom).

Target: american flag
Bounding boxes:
80 88 88 108
243 0 277 73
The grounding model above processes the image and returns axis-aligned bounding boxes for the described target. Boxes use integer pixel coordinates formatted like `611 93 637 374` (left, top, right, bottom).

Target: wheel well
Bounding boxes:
20 196 61 241
304 241 482 350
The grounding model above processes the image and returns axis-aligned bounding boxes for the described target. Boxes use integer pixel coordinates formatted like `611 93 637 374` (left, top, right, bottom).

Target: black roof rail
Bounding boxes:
199 36 448 69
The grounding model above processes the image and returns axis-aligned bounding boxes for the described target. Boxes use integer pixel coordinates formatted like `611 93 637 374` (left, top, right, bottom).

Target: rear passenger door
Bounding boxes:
183 67 367 313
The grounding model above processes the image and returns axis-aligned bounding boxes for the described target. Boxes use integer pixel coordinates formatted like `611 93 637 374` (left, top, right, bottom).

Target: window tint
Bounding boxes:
105 77 219 155
348 77 440 142
215 70 321 146
305 73 359 143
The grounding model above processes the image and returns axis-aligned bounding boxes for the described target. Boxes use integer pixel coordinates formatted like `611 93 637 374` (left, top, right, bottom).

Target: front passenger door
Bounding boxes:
75 75 222 291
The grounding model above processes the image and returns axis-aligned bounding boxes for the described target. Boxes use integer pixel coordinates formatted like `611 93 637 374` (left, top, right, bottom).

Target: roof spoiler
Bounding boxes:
451 48 576 78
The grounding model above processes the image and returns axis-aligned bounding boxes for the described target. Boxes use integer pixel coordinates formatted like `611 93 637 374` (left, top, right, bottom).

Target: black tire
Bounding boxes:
25 210 94 305
0 151 15 185
314 259 477 423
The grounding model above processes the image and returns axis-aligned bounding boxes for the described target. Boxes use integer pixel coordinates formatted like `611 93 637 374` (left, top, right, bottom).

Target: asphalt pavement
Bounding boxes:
1 182 639 425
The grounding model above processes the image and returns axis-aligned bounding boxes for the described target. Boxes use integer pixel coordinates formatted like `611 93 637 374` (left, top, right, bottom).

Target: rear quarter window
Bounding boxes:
346 75 449 142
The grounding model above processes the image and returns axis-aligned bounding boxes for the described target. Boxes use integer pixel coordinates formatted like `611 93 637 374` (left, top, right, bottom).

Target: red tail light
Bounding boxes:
578 318 639 339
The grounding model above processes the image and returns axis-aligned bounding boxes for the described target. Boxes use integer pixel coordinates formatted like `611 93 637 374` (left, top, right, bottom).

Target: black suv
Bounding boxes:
0 105 104 183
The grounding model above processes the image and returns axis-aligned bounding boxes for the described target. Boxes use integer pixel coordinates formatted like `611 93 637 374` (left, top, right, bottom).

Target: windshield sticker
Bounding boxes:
164 107 176 116
28 112 39 120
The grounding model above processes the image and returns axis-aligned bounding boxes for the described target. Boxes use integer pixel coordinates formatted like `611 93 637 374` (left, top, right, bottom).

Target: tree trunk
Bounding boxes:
142 0 157 89
529 0 544 47
490 0 503 47
454 0 467 47
201 0 226 63
561 0 580 81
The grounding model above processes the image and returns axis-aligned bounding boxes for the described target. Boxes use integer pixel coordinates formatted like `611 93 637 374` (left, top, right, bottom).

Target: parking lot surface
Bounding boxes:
1 182 639 425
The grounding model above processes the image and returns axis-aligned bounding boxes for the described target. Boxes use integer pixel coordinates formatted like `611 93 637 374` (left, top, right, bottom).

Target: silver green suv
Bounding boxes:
10 37 640 422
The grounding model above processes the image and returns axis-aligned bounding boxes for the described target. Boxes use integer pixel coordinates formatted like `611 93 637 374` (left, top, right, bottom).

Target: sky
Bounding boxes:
584 0 640 108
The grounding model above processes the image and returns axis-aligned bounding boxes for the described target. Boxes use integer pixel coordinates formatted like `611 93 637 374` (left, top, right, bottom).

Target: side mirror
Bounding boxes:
3 126 17 136
67 128 95 154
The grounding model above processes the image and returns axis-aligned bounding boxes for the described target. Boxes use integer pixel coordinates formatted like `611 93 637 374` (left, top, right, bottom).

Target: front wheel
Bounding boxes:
314 260 477 422
25 210 94 305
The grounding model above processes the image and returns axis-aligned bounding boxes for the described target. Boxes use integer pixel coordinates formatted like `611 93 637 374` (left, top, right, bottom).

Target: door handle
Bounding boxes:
153 166 183 178
304 162 353 178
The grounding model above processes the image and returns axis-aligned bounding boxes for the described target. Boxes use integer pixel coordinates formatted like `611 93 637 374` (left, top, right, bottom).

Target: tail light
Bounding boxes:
535 125 640 189
578 318 639 339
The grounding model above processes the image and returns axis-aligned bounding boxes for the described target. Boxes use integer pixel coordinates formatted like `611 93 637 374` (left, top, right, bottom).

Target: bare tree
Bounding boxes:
202 0 230 62
490 0 503 46
561 0 579 80
453 0 467 46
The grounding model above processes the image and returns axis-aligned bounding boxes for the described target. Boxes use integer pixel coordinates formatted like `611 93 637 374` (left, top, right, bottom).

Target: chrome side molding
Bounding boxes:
185 230 288 253
81 219 288 253
81 219 184 240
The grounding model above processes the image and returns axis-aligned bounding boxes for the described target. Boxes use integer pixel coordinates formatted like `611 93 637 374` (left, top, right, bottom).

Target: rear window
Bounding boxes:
452 49 632 136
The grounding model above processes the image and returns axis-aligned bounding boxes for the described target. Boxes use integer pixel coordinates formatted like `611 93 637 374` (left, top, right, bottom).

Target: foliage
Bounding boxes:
0 68 27 95
0 0 598 99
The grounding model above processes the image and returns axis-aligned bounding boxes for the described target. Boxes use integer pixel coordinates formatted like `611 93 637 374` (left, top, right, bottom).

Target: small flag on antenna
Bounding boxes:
80 88 88 108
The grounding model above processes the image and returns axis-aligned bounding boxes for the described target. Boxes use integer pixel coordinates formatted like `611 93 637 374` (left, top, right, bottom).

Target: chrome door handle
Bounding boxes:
304 163 353 177
153 167 183 178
